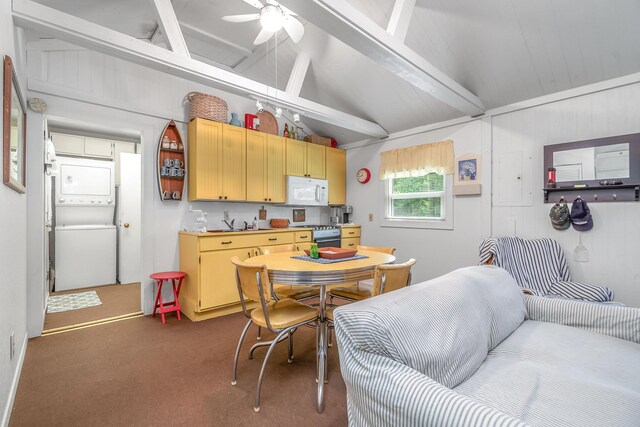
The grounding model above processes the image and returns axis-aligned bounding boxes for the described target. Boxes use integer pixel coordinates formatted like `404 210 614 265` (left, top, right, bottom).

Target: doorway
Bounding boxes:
43 121 143 332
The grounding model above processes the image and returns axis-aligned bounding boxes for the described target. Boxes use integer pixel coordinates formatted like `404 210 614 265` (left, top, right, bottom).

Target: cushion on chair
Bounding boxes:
454 320 640 426
330 284 372 301
333 265 526 388
251 298 318 329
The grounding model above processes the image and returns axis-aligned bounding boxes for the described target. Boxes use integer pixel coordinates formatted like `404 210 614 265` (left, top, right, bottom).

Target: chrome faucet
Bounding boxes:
222 218 235 230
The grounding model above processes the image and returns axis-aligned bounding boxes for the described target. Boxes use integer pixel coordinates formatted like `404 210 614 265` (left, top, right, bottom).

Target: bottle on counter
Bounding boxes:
252 216 258 230
283 123 290 138
309 243 320 259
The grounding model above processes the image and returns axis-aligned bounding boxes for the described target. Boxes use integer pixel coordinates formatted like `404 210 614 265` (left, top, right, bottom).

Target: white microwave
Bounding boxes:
285 176 328 206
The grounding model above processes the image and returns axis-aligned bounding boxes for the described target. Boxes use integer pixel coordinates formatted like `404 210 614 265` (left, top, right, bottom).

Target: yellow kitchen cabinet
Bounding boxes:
199 248 250 310
326 147 346 205
294 230 312 251
246 131 286 203
178 228 311 321
341 237 360 249
188 118 246 201
285 138 326 179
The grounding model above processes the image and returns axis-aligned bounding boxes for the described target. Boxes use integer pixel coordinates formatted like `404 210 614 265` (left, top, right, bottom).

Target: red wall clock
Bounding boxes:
356 168 371 184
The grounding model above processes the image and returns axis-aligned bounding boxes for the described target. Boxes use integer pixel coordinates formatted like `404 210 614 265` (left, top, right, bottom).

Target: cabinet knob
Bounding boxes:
123 223 130 228
224 196 228 200
268 198 271 201
218 196 222 200
264 198 267 201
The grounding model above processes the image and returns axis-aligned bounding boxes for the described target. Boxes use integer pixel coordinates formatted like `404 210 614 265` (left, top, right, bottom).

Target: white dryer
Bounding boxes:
55 156 116 291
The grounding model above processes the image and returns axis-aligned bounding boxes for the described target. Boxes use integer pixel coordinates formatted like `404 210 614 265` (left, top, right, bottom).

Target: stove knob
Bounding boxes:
58 197 65 203
107 199 113 204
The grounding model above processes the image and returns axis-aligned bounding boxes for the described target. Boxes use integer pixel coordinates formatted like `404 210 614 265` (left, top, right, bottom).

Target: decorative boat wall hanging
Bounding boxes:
157 119 185 201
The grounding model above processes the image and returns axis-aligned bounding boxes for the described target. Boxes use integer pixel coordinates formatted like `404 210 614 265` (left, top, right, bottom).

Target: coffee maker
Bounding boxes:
330 205 353 225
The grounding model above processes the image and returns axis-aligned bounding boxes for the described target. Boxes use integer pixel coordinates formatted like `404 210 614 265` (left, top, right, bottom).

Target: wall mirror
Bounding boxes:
544 133 640 187
3 55 26 193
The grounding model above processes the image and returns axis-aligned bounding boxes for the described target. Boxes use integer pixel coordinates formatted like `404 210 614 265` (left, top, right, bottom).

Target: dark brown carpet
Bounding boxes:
11 311 347 426
44 283 141 331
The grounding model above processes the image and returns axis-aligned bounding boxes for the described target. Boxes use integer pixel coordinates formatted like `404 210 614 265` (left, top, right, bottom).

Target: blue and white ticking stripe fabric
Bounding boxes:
479 237 615 302
334 266 640 426
525 295 640 343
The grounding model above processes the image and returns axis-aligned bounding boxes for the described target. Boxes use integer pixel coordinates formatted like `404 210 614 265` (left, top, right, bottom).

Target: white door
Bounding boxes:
118 153 142 284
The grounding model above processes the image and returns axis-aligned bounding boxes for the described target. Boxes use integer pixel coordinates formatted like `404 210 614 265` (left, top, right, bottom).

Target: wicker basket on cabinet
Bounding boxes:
187 92 228 123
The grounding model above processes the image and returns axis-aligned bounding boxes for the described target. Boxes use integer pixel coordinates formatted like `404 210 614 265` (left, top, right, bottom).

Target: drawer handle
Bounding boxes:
348 243 354 247
299 235 308 239
348 232 354 235
268 238 277 241
221 241 232 245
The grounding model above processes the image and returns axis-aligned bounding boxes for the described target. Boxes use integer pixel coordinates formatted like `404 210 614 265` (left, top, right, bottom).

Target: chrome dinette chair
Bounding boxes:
255 244 321 341
230 257 319 412
329 245 397 303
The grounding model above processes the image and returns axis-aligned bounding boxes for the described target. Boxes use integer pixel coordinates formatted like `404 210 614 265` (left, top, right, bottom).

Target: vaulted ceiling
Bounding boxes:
26 0 640 144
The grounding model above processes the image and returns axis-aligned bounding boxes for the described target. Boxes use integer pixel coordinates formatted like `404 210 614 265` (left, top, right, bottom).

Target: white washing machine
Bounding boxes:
55 156 116 291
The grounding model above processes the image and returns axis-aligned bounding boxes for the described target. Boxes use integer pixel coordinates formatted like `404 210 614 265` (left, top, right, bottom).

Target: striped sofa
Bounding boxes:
334 265 640 426
479 237 615 302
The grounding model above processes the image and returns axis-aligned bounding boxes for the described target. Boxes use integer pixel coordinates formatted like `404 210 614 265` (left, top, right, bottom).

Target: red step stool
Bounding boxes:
150 271 186 324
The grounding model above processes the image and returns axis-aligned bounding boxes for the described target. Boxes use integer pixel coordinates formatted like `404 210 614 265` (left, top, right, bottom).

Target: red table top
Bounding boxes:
150 271 186 280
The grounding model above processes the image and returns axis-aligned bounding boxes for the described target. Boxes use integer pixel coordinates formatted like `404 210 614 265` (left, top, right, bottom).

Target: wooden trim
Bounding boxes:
3 55 27 194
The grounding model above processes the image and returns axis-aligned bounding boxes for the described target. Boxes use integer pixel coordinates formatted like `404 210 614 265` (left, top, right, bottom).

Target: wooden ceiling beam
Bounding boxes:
387 0 415 42
285 52 311 97
278 0 485 116
152 0 190 57
12 0 387 138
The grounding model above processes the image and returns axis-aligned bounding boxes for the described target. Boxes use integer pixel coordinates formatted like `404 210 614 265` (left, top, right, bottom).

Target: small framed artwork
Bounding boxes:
3 55 26 194
454 153 481 196
293 208 306 222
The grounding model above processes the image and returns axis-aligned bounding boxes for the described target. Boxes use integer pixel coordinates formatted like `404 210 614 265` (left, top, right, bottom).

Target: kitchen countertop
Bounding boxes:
179 227 312 237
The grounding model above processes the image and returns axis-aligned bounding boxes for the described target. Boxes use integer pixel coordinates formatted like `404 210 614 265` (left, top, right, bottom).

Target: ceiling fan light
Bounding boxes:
260 5 284 32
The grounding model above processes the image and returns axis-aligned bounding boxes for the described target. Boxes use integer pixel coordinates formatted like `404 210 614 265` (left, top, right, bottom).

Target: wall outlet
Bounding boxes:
10 331 15 361
368 213 374 222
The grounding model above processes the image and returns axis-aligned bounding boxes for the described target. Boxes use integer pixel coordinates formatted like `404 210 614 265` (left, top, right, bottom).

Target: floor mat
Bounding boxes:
47 291 103 313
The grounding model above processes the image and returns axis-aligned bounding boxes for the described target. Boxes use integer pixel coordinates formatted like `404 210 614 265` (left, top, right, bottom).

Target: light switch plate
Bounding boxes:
368 213 374 222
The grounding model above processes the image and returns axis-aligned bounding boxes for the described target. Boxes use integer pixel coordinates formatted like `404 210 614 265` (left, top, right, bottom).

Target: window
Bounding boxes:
387 172 445 219
382 172 453 230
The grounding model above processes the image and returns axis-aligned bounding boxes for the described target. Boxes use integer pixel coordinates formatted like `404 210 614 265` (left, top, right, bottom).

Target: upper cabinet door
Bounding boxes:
267 135 286 203
326 147 346 205
286 138 307 177
188 118 223 200
51 133 84 156
306 144 326 179
222 124 246 201
84 137 114 158
246 130 267 202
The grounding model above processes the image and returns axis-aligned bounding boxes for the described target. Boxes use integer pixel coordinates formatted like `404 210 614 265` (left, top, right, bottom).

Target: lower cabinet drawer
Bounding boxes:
200 232 294 251
341 237 360 249
294 231 312 242
341 227 361 238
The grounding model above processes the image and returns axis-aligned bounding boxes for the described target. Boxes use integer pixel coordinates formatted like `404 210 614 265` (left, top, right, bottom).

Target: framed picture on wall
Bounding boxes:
3 55 26 194
454 153 481 195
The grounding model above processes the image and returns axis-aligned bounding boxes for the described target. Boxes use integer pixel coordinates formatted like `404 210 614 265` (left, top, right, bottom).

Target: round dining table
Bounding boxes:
244 250 396 413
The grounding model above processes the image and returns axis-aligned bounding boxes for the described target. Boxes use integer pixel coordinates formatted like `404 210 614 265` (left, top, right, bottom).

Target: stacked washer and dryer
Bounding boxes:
54 156 117 291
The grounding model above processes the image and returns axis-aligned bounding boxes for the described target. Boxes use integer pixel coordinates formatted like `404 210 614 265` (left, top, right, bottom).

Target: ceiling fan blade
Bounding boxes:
265 0 298 16
253 27 275 45
222 13 260 23
242 0 264 9
282 16 304 43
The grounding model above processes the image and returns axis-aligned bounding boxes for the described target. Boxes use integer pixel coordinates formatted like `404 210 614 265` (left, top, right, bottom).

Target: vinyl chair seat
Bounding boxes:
329 284 372 301
273 284 320 301
251 298 318 329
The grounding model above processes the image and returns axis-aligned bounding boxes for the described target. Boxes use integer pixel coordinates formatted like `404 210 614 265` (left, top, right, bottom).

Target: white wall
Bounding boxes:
346 119 491 283
492 82 640 307
0 4 28 426
24 48 329 324
346 80 640 308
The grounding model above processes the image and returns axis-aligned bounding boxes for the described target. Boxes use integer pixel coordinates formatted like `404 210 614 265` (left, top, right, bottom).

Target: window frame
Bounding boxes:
381 173 454 230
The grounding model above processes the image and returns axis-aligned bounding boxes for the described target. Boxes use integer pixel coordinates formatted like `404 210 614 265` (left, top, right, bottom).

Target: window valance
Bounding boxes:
379 140 454 180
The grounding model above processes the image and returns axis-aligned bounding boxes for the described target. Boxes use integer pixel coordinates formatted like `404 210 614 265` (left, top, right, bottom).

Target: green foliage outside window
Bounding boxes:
390 173 444 219
392 173 444 193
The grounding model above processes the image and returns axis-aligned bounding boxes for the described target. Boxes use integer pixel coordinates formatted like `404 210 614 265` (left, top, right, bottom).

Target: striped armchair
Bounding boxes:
479 237 615 303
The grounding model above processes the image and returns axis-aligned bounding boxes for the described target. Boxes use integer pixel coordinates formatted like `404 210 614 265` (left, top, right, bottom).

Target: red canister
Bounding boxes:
245 114 258 130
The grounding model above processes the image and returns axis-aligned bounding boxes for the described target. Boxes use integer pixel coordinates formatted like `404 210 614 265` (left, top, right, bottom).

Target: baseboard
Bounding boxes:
1 335 28 427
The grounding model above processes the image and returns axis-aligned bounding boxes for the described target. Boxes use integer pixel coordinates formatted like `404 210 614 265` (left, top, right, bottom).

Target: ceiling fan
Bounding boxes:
222 0 304 45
